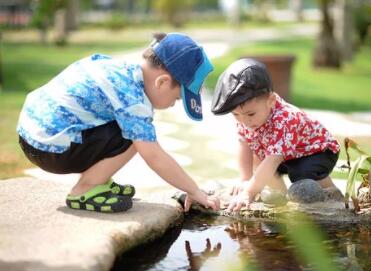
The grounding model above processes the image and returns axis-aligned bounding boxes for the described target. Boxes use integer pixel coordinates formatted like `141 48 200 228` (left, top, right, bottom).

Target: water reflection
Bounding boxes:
112 214 370 271
185 238 221 271
225 221 303 271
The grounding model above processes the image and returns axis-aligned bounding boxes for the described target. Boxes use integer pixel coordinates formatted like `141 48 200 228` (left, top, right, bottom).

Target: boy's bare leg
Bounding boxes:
318 176 344 200
70 145 137 196
266 174 288 193
253 155 287 194
318 176 337 188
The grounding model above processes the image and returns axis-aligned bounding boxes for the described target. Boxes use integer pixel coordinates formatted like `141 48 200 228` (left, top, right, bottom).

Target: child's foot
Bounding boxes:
322 186 344 201
107 179 136 198
66 182 132 213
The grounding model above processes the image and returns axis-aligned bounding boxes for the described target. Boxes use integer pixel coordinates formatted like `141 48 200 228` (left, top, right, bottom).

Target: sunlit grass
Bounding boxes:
0 92 33 179
1 41 146 92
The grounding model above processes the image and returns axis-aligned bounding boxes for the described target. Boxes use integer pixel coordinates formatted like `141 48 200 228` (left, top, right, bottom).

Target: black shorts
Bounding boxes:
277 149 339 183
19 121 132 174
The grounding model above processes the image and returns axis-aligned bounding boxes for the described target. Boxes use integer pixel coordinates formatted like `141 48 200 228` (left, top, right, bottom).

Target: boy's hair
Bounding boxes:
142 32 178 87
143 33 168 70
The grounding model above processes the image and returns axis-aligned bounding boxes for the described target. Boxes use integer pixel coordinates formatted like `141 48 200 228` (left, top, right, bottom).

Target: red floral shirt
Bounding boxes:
237 93 340 161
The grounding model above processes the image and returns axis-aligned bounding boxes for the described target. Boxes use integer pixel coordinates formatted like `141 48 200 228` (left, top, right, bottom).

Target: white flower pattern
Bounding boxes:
237 93 340 161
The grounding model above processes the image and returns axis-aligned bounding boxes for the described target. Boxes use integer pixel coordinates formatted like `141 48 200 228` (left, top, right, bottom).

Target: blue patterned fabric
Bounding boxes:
17 54 156 153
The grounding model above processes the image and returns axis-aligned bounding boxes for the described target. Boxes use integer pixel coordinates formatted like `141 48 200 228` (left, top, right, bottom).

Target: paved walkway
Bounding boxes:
0 177 182 271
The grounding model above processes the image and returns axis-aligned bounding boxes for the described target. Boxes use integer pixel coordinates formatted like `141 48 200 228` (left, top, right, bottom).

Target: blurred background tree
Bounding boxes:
354 0 371 46
312 0 341 68
153 0 196 28
31 0 79 45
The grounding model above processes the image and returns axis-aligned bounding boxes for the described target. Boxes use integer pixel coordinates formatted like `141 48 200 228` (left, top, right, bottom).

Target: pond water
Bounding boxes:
112 213 370 271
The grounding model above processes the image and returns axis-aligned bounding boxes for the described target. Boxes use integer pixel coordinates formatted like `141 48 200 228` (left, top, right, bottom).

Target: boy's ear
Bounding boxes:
267 92 276 108
154 74 171 89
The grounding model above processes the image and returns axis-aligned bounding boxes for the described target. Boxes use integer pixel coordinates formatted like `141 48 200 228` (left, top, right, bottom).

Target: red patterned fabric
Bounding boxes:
237 93 340 161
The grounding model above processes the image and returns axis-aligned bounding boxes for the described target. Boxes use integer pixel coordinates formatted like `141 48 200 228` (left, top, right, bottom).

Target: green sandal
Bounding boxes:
66 182 132 213
108 179 136 198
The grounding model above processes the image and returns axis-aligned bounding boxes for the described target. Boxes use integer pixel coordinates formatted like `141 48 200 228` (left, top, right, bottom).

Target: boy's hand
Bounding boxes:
230 180 249 196
184 189 220 212
227 190 252 212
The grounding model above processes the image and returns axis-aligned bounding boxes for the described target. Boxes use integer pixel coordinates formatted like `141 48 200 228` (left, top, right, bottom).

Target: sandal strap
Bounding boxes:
108 179 135 197
67 182 112 202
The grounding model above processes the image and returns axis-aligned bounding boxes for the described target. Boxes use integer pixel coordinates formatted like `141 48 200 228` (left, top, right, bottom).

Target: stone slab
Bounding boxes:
0 178 183 271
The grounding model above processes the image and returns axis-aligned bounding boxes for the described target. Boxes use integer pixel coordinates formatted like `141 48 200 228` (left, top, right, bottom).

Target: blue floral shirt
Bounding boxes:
17 54 156 153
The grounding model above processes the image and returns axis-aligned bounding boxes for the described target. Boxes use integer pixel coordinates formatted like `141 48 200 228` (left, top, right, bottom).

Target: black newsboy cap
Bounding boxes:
211 58 273 115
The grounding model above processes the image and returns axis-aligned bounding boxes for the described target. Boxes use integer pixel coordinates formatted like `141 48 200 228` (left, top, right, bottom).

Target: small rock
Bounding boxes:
288 179 325 203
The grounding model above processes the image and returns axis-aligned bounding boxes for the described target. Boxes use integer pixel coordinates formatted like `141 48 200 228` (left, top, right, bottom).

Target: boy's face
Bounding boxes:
232 94 275 130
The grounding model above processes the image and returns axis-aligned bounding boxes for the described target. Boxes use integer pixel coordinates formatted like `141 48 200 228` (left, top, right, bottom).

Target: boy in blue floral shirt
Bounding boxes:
17 33 220 213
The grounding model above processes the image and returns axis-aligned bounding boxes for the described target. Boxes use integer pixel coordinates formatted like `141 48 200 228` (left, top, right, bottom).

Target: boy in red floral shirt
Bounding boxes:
211 58 341 211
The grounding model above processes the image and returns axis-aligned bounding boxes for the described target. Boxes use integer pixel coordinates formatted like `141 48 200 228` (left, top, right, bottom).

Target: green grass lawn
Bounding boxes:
2 41 145 92
0 92 33 178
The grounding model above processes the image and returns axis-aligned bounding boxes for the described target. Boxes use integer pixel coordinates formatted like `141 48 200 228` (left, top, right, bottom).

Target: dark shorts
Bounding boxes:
277 149 339 183
19 121 132 174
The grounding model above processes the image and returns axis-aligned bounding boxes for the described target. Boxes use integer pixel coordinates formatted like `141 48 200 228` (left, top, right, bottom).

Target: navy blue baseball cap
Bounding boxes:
151 33 214 121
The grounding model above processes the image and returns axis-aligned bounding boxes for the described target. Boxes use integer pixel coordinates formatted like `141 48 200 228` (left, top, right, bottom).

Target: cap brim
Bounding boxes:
181 85 202 121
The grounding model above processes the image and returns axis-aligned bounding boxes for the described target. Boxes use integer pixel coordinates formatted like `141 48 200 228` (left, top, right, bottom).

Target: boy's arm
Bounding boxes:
239 139 254 180
231 140 253 195
133 140 220 212
228 154 283 211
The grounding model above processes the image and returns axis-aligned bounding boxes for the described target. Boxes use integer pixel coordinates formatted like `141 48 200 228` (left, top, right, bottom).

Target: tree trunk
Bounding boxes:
39 27 48 44
230 0 241 26
334 0 354 61
0 32 2 90
144 0 151 14
54 9 67 46
313 0 342 68
290 0 304 22
66 0 79 31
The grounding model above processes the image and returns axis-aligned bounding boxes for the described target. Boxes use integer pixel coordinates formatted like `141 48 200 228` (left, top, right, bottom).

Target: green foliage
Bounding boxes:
104 13 128 30
153 0 196 27
343 138 371 211
354 3 371 44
